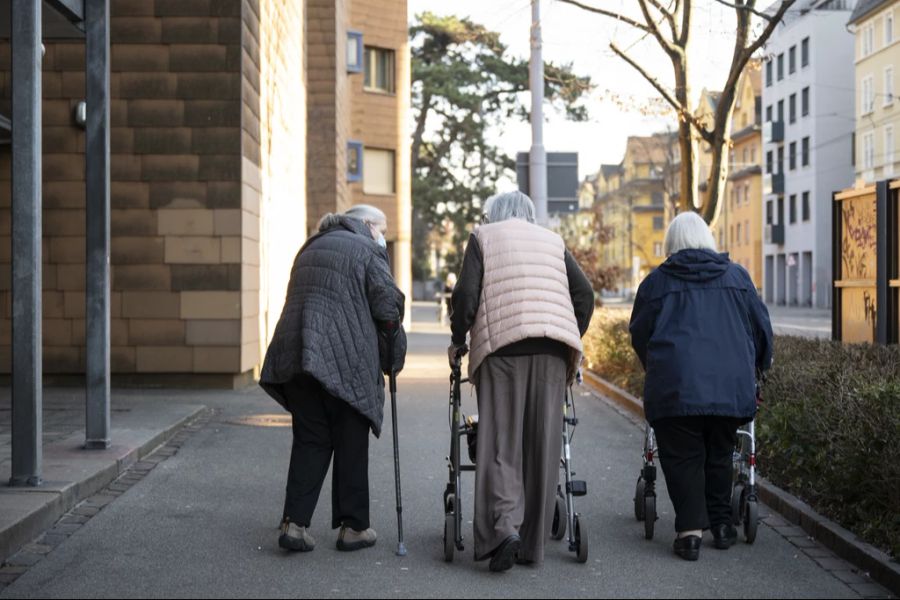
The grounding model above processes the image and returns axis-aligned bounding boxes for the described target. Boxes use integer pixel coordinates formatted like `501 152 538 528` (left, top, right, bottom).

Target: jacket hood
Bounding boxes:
319 214 371 237
658 248 731 282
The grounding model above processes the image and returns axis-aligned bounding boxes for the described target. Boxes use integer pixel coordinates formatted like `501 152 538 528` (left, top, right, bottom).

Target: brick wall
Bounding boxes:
0 0 253 383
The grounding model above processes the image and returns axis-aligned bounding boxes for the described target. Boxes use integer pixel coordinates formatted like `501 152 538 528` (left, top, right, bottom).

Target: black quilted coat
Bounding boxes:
259 216 407 437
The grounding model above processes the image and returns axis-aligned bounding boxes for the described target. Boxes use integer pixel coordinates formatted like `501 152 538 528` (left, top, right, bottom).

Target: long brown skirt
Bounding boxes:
472 353 566 563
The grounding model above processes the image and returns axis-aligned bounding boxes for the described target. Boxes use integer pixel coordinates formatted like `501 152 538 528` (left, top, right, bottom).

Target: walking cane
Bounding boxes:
385 321 407 557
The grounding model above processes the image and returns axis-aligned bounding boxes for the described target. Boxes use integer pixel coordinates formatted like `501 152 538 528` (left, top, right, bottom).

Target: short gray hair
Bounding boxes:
483 191 536 224
664 211 717 256
318 204 387 231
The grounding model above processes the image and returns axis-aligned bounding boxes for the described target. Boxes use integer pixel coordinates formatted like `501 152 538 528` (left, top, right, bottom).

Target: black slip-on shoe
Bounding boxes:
710 523 738 549
673 535 701 561
489 535 521 572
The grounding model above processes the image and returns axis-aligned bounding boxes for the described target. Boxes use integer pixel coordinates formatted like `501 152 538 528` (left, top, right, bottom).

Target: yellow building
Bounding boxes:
720 64 764 290
595 134 670 295
849 0 900 182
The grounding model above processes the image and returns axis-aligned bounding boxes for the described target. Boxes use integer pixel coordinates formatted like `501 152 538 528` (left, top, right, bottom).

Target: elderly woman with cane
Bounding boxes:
449 191 594 572
260 204 407 554
629 211 773 561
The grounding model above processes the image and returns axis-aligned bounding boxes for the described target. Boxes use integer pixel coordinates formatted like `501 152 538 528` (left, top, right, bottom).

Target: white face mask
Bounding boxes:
376 232 387 249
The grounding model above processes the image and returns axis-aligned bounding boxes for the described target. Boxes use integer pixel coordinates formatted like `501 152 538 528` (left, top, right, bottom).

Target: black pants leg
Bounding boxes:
282 377 371 530
283 378 334 527
329 399 371 531
704 417 740 528
654 416 740 533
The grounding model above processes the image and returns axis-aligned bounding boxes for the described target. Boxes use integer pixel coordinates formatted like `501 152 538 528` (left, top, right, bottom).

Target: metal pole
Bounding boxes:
10 0 43 487
84 0 111 449
529 0 547 226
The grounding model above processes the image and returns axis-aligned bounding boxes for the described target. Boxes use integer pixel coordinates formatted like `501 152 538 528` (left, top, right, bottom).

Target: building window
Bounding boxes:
802 136 810 166
731 225 735 246
653 216 664 230
885 66 894 105
347 140 363 182
745 220 750 245
863 24 875 57
863 132 875 170
347 31 363 73
363 148 395 195
766 150 773 174
777 146 784 174
777 53 784 80
751 145 757 164
736 223 742 246
802 191 810 221
777 99 784 123
789 194 797 224
766 200 773 224
766 105 773 122
886 11 894 45
789 45 796 74
777 196 784 225
364 47 395 94
802 87 810 116
654 242 663 257
862 75 875 114
744 182 750 207
885 125 895 172
789 93 796 123
789 141 797 170
766 60 773 87
801 37 810 67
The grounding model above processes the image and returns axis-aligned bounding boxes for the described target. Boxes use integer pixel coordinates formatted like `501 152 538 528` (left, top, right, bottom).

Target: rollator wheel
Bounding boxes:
744 499 759 544
551 492 567 540
643 494 656 540
634 477 646 521
731 483 745 526
443 496 456 562
574 515 588 563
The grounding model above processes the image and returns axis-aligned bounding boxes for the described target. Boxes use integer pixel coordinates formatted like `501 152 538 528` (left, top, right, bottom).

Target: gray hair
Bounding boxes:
318 204 387 231
664 211 717 256
482 191 536 224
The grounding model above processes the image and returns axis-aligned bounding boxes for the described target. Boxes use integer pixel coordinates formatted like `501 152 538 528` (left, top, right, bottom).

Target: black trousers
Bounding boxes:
653 416 742 533
282 376 370 531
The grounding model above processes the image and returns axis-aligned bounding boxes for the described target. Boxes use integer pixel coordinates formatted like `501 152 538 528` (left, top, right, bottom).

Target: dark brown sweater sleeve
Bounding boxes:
449 233 482 346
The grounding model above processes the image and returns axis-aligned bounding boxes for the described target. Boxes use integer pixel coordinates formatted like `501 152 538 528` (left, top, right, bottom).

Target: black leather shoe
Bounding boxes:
673 535 701 561
710 523 738 549
489 535 521 572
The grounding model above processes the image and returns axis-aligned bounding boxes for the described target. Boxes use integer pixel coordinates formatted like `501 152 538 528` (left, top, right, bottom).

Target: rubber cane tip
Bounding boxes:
396 543 408 557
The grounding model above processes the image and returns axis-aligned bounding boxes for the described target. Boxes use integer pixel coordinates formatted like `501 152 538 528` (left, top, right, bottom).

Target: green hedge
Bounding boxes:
584 310 900 558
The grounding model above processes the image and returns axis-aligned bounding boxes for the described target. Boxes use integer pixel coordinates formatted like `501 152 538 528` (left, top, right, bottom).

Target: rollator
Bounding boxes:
442 357 588 563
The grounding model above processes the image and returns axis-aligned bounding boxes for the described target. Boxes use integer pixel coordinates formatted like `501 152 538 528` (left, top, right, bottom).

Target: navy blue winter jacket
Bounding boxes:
629 249 773 425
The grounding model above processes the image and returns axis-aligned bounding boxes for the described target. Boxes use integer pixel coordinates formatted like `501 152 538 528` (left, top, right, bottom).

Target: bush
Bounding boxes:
583 312 900 557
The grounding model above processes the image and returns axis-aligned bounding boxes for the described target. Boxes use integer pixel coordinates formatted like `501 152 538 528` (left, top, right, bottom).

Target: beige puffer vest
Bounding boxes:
468 219 583 382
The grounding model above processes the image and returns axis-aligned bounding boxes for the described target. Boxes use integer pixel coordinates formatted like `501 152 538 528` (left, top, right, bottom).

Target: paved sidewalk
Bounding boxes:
0 314 891 598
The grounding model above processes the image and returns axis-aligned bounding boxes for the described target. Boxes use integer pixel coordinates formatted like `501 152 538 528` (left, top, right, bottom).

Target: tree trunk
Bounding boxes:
410 92 432 173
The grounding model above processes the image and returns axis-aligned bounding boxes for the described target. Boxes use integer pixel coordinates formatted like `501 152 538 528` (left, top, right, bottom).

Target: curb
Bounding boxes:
0 405 205 565
581 370 899 597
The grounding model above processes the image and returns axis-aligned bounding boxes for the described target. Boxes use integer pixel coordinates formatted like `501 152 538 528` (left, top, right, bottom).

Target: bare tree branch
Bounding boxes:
609 42 715 145
712 0 773 21
557 0 652 33
743 0 797 61
636 0 678 56
645 0 678 39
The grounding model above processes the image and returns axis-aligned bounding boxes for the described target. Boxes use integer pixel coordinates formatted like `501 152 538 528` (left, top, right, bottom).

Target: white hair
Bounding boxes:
664 211 717 256
483 191 536 224
318 204 387 231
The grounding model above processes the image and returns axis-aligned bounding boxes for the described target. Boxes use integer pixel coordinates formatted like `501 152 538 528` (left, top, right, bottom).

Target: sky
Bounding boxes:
407 0 779 183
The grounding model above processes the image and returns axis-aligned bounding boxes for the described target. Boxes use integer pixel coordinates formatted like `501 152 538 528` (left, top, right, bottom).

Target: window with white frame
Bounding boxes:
863 24 875 57
363 148 395 195
863 132 875 170
745 220 750 245
886 11 895 45
885 125 895 172
364 47 395 94
862 75 875 114
885 66 894 105
346 31 363 73
654 242 663 257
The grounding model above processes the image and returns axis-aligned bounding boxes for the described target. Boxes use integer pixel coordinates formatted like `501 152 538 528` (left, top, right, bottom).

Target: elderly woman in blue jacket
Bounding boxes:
629 211 773 561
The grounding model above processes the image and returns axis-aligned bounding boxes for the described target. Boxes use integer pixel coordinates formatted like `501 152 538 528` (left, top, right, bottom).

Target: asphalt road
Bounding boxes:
1 329 860 598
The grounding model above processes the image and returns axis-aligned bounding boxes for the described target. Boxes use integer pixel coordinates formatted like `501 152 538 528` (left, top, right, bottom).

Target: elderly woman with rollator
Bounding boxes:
260 204 407 554
448 191 594 572
629 211 773 561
